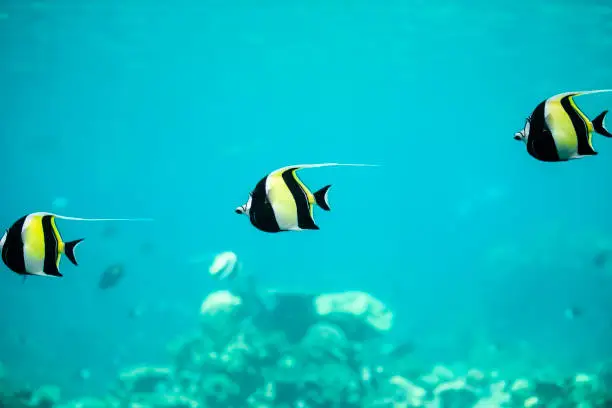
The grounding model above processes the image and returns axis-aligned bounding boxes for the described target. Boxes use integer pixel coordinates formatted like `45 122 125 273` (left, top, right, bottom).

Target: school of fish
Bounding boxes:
1 89 611 278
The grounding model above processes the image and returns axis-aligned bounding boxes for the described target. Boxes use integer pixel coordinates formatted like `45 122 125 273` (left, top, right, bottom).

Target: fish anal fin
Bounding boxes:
299 215 320 230
295 223 320 231
44 266 63 277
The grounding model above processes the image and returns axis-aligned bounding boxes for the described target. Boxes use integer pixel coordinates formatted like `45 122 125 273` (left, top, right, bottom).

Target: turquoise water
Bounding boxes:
1 0 612 398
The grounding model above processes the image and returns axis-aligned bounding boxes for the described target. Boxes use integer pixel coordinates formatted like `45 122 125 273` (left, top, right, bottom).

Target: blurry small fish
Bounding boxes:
593 250 610 269
98 263 125 289
0 212 152 278
564 306 583 320
514 89 612 162
235 163 377 233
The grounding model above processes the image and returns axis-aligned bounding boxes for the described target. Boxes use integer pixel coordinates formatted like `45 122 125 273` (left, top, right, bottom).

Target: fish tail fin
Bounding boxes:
593 110 612 137
64 239 84 266
314 185 332 211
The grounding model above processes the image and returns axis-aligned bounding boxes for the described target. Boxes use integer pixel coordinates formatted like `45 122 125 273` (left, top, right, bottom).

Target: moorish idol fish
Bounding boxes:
514 89 612 162
0 212 153 278
235 163 376 233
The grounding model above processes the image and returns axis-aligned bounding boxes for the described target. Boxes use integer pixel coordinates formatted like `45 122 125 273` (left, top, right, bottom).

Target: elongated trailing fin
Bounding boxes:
549 89 612 102
30 212 154 222
64 239 84 266
574 89 612 97
271 162 379 176
593 110 612 137
314 185 332 211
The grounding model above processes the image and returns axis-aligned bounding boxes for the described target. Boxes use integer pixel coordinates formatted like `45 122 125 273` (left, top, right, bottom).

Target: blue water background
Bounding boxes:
1 0 612 397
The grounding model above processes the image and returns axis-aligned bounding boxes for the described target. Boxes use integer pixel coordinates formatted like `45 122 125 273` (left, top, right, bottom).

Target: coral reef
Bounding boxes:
4 288 612 408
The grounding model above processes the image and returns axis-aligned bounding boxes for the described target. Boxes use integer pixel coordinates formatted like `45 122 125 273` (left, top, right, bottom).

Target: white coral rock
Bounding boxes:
200 290 243 317
314 291 393 333
208 251 239 280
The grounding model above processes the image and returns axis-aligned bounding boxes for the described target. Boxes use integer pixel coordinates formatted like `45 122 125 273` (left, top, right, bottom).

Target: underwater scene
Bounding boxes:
2 0 612 407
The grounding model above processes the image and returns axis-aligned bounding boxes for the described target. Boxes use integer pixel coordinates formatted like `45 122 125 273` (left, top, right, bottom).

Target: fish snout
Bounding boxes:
513 131 524 141
235 205 246 215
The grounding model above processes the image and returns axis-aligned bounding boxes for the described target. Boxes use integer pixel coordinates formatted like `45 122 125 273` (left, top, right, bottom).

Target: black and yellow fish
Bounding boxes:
514 89 612 162
0 212 153 277
235 163 375 233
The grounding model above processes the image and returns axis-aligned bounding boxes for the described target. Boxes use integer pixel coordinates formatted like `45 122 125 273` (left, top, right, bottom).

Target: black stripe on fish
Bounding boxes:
281 168 319 230
560 95 596 156
528 101 561 162
2 216 27 274
41 215 62 277
250 177 282 233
